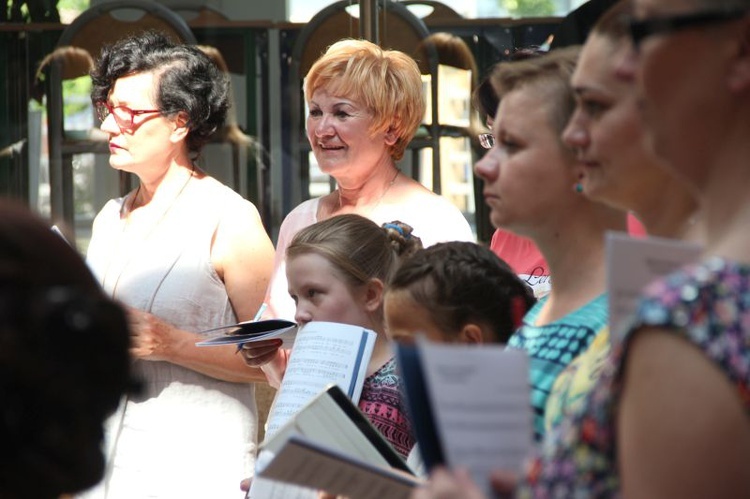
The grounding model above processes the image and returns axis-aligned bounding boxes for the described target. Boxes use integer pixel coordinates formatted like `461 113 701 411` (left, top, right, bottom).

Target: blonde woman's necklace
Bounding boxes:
378 169 400 207
338 168 400 214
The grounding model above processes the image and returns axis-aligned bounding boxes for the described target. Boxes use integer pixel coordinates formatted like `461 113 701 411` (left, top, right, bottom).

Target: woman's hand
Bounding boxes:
410 467 516 499
240 339 283 367
411 468 488 499
240 477 251 493
126 306 268 382
126 307 176 361
240 340 289 389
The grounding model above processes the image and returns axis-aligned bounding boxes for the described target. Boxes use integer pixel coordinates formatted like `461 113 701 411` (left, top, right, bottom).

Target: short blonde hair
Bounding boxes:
304 39 425 161
490 46 580 136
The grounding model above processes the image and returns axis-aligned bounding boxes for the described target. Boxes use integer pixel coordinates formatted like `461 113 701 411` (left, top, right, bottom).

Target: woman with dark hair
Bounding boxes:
0 200 132 499
84 31 274 498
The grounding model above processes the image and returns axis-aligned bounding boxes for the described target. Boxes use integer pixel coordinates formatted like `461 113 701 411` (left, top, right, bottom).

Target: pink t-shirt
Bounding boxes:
489 213 647 298
490 229 550 297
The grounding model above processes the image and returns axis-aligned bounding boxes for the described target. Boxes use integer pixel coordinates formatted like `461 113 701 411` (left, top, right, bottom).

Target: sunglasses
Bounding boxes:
629 8 746 50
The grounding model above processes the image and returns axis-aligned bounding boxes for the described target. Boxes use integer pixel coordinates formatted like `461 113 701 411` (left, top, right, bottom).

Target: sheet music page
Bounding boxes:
248 321 376 499
265 321 375 435
606 232 702 342
417 340 531 497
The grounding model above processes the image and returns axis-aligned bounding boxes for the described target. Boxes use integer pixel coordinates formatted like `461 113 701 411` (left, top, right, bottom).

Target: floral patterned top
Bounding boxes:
518 257 750 498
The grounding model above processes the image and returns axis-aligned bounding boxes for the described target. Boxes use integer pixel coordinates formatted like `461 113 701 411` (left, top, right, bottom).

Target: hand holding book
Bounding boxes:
256 385 420 499
195 318 297 348
240 338 285 365
248 322 378 499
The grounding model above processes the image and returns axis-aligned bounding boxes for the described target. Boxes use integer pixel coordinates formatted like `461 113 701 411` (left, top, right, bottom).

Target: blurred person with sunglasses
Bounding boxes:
83 31 275 499
415 0 750 497
516 1 750 495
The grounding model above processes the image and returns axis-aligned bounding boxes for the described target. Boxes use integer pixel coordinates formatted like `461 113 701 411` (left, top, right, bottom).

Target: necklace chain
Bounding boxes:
338 168 400 213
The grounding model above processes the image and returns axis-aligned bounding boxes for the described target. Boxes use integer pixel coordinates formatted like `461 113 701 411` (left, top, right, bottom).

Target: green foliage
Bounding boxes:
58 0 88 14
502 0 556 17
62 76 92 118
4 0 61 22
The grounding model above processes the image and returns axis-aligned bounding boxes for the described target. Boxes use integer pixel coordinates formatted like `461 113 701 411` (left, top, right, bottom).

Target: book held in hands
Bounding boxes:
195 318 297 347
257 384 421 499
248 321 377 499
256 337 534 499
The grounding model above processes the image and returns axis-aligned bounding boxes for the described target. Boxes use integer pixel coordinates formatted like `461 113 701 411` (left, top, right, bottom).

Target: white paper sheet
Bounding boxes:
606 232 701 342
417 339 532 497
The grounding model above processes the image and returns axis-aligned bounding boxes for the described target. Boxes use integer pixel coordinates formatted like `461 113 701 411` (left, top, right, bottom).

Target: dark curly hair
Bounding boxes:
90 30 229 155
0 200 134 498
388 241 536 344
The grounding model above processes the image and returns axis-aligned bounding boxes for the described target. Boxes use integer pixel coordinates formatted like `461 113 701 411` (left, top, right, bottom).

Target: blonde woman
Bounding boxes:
265 39 473 320
252 39 473 386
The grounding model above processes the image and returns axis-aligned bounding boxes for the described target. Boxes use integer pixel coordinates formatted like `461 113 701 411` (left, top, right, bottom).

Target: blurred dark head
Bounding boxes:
0 200 133 498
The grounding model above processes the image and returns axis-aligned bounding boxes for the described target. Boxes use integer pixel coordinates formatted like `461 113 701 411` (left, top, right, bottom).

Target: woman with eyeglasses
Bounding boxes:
472 46 629 446
473 66 553 299
613 0 750 496
474 53 646 300
83 31 275 499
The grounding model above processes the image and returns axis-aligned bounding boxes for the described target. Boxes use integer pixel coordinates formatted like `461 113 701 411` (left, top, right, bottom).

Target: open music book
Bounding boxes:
256 339 533 499
248 321 377 499
256 385 421 499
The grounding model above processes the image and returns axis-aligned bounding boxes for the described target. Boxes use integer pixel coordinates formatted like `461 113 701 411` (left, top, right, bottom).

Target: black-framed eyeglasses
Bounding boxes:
96 102 161 129
629 8 746 50
478 133 495 149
